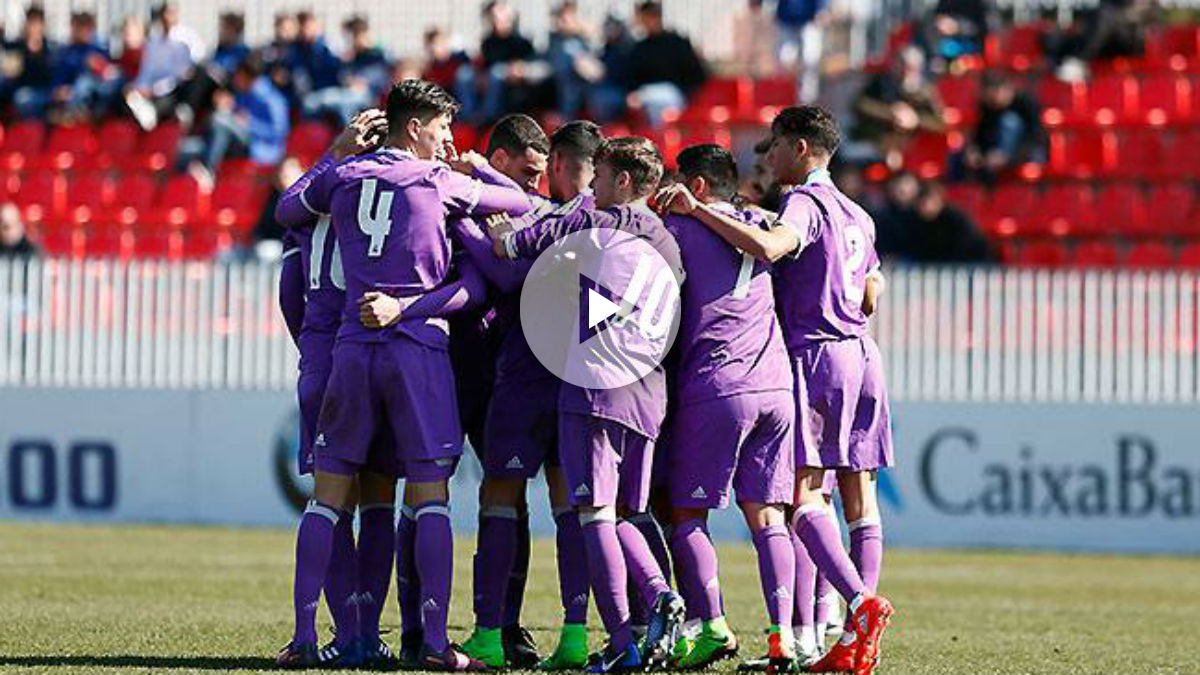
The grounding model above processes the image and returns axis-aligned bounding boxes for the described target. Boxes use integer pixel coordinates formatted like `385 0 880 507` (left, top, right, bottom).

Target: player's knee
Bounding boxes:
670 506 708 525
313 471 357 511
405 479 449 505
739 501 785 532
480 477 525 507
358 471 397 505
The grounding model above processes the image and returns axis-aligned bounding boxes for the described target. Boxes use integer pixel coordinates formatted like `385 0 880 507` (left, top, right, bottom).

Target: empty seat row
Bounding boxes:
1004 240 1200 268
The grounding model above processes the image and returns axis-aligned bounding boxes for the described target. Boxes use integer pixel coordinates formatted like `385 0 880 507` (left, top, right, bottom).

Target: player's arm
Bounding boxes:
655 184 802 263
862 268 885 317
275 109 388 226
435 162 535 220
496 207 610 259
452 217 531 293
278 234 305 343
357 258 488 328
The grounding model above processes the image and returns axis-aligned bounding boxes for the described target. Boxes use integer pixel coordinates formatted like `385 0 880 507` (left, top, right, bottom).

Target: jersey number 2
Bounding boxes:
842 225 867 305
357 179 394 257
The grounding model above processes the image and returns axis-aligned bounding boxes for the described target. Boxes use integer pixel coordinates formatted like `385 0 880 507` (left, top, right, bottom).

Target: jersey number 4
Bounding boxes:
357 178 395 257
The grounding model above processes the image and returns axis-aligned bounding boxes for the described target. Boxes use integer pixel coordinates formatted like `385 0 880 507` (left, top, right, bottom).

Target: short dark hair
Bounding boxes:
676 144 738 201
486 114 550 158
71 10 96 27
219 12 245 34
771 105 841 156
596 136 664 197
343 14 368 33
550 120 604 160
636 1 663 17
386 79 460 129
26 5 45 22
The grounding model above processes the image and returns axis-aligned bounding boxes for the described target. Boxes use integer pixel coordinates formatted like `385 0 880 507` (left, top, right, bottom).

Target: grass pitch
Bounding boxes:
0 521 1196 675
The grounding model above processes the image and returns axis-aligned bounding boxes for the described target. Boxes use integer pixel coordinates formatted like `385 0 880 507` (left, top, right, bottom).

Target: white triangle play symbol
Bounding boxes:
587 289 621 329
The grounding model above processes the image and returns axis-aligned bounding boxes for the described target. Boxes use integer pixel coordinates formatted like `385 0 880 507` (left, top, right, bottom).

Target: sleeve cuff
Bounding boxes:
503 232 519 260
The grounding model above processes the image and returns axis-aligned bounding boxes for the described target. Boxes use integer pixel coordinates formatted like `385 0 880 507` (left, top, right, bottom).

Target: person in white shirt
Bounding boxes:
124 2 205 129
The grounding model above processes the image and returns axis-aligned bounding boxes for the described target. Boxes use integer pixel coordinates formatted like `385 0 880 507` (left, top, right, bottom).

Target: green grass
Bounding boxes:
0 522 1197 674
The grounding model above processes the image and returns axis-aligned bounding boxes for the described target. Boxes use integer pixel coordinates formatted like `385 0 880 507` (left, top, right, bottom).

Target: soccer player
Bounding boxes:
652 144 797 671
276 109 402 669
663 107 895 675
493 137 687 673
451 118 604 670
274 79 534 671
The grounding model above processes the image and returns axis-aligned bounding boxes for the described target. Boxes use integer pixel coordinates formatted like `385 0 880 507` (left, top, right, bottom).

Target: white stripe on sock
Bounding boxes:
400 505 416 520
481 505 521 520
848 516 881 532
415 503 450 519
360 503 395 515
305 501 340 524
579 509 615 525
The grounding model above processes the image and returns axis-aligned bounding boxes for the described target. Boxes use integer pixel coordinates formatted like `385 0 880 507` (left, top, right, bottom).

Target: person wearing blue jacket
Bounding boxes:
189 56 289 174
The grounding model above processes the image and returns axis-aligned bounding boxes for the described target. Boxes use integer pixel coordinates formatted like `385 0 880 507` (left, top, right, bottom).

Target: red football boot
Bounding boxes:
804 639 855 673
849 595 895 675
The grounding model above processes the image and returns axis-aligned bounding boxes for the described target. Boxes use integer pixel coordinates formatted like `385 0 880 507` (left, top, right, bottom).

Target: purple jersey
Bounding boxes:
664 202 791 405
276 157 347 334
287 148 533 348
773 169 881 351
509 203 683 440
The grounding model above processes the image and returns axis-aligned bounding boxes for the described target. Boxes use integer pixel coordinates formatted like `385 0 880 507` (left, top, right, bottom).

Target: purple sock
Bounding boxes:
668 519 722 621
849 518 884 592
555 507 590 624
792 506 866 603
752 524 795 628
474 506 520 629
356 503 395 640
325 512 360 644
292 501 340 645
616 519 672 610
395 506 421 636
415 501 453 653
627 513 672 586
791 530 817 629
503 511 531 628
581 515 634 651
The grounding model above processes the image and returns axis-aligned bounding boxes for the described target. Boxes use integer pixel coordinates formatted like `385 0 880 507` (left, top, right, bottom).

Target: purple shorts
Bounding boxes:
668 391 795 509
483 377 560 479
560 413 655 512
793 335 894 472
314 338 463 479
296 329 336 475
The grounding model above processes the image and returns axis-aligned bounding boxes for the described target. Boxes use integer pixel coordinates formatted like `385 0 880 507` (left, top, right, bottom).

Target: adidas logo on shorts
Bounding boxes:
691 486 707 499
574 484 591 497
506 456 524 469
314 434 327 447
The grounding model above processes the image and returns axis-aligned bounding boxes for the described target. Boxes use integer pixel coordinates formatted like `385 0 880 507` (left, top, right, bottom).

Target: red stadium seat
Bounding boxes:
945 183 985 220
937 76 980 127
1039 78 1086 128
1016 241 1068 267
451 122 479 154
75 119 139 171
902 132 951 179
981 184 1037 238
1070 240 1119 267
1093 185 1147 236
0 120 45 170
286 121 335 161
680 77 750 123
132 229 183 260
1139 73 1192 125
1147 25 1200 70
1126 242 1175 268
31 124 99 171
36 223 85 258
84 223 134 260
1048 129 1115 179
1146 183 1197 236
1179 242 1200 267
1114 128 1169 179
111 173 159 224
1087 74 1138 125
65 172 115 225
1030 184 1094 237
149 174 206 227
12 171 64 218
996 23 1046 70
210 175 267 235
183 230 233 259
127 121 182 171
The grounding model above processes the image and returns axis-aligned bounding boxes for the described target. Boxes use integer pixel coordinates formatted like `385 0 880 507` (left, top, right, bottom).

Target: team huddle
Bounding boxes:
274 78 894 674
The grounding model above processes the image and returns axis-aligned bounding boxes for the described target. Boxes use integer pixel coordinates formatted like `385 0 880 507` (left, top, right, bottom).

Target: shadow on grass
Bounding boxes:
0 655 278 671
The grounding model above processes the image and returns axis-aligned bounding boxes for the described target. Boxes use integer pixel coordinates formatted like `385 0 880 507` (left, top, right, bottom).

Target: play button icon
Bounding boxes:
521 228 683 390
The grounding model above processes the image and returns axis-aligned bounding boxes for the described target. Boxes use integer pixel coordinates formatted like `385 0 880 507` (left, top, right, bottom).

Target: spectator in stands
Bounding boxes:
627 1 707 128
6 6 55 119
1046 0 1152 79
730 0 780 78
919 0 992 73
303 15 389 125
115 15 146 81
588 15 634 123
46 11 120 122
263 12 298 107
906 182 992 263
286 12 343 109
0 204 38 258
177 12 248 128
874 170 920 259
950 70 1046 184
125 2 205 130
254 157 305 245
181 56 288 178
548 1 603 120
421 27 468 92
851 46 945 169
776 0 828 102
455 1 549 125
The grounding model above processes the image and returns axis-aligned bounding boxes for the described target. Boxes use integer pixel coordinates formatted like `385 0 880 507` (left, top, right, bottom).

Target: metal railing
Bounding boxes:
1 257 1198 403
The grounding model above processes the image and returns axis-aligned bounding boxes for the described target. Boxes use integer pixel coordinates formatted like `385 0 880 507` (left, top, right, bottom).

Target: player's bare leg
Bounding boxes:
355 471 397 667
463 476 527 667
279 471 356 668
538 467 590 670
794 469 892 675
667 506 739 670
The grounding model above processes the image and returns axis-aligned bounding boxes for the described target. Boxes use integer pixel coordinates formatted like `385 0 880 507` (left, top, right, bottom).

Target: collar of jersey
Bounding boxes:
804 168 832 186
379 147 417 160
